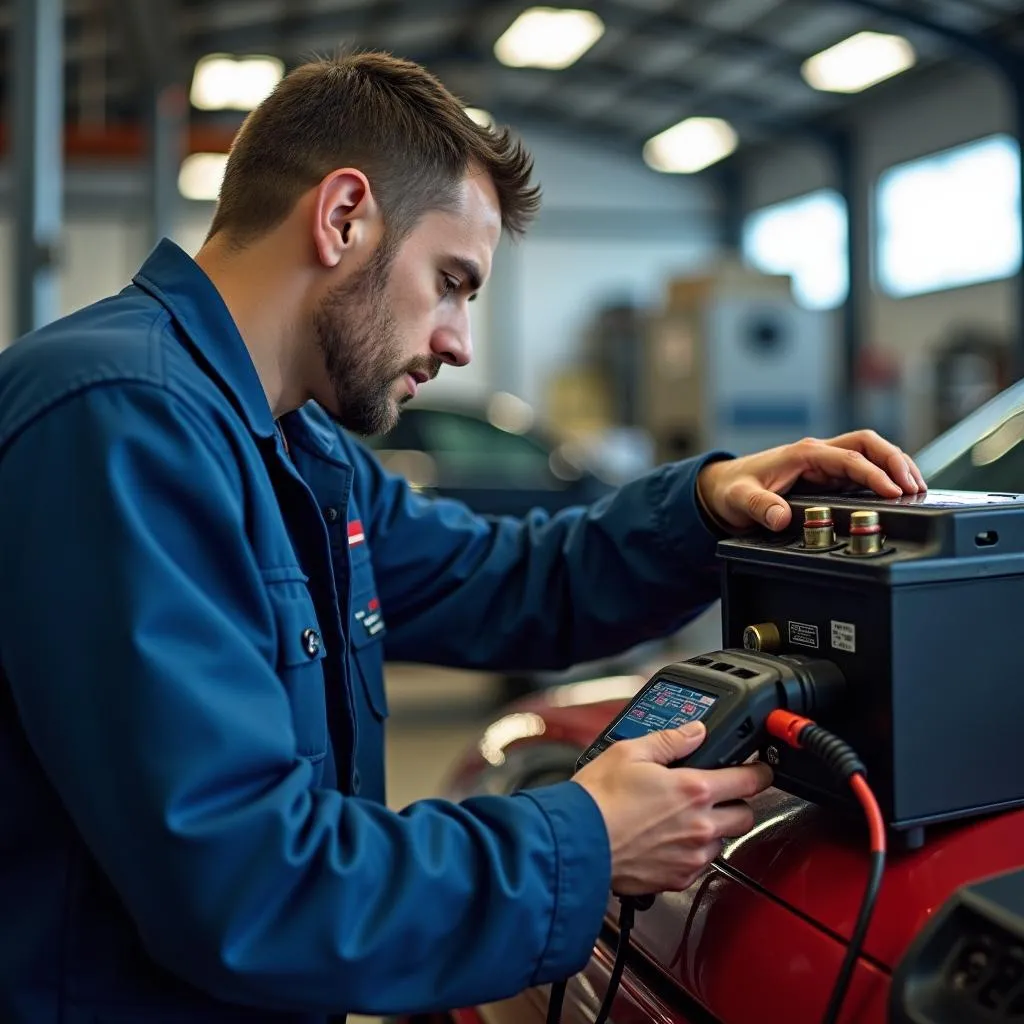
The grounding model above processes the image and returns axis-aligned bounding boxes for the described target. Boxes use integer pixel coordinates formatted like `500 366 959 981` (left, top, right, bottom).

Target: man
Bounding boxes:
0 54 924 1023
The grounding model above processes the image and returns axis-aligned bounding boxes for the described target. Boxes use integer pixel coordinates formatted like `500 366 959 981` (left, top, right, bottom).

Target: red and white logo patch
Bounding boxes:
348 520 365 547
354 594 385 638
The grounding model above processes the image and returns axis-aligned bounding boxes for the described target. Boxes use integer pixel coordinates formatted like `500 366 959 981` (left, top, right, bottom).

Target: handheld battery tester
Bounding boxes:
575 649 845 772
561 647 876 1024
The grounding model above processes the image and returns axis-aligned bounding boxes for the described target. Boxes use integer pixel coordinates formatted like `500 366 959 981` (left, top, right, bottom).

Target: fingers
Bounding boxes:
709 801 756 838
804 446 903 498
907 455 927 492
632 721 707 765
827 430 925 494
689 842 727 872
731 480 793 531
887 451 921 496
702 430 927 534
675 762 774 804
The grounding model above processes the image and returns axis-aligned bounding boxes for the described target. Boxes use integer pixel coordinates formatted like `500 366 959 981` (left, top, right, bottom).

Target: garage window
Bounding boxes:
741 188 849 311
876 133 1021 298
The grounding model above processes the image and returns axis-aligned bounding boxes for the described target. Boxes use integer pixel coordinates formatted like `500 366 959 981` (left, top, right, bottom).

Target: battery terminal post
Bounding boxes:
803 506 836 548
849 509 884 556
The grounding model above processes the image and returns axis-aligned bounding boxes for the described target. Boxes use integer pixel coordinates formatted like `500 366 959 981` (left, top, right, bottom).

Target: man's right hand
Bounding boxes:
573 721 774 895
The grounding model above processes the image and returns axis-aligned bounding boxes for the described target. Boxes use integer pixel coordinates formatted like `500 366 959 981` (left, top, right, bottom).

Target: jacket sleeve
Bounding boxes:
346 434 730 670
0 383 611 1016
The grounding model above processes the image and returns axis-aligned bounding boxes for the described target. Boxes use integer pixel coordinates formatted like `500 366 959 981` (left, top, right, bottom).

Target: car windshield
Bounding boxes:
915 379 1024 492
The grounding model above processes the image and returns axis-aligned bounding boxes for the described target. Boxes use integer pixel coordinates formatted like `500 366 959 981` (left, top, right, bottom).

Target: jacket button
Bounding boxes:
352 771 361 794
302 628 322 658
323 506 339 523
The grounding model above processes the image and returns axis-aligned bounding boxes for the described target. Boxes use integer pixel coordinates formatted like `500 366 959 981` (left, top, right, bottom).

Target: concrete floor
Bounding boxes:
381 662 498 807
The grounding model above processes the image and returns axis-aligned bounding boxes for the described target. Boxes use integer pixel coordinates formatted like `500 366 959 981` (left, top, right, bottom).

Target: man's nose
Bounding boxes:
431 324 473 368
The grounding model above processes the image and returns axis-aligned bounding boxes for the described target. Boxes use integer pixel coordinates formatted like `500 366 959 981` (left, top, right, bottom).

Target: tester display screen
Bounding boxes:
607 678 719 741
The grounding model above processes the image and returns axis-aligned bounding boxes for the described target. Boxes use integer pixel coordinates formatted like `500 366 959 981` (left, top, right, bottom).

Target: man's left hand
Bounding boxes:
697 431 928 533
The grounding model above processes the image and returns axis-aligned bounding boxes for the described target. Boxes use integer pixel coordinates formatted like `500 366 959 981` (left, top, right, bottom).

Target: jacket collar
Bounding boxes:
133 238 277 440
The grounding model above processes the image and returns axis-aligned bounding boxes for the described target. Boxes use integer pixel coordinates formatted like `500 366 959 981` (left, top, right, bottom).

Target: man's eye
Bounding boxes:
441 275 459 297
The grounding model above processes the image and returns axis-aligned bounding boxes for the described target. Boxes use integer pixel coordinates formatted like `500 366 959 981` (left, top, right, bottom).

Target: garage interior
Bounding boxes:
5 1 1024 1022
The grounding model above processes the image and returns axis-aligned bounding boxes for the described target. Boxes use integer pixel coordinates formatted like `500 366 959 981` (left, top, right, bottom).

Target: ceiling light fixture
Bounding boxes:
494 7 605 70
190 53 284 111
643 117 738 174
801 31 916 94
178 152 229 202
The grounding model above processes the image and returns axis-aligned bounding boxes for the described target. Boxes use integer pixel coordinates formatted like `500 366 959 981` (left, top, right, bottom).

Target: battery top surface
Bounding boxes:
718 489 1024 583
794 489 1024 510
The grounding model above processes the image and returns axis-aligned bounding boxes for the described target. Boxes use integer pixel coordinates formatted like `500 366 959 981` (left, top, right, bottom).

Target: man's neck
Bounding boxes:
194 235 311 418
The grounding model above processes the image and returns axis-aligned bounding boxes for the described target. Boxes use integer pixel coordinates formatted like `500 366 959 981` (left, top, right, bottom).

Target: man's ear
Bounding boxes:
311 168 379 269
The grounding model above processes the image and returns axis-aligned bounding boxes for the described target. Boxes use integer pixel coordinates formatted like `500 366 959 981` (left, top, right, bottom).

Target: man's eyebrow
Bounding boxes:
450 256 483 293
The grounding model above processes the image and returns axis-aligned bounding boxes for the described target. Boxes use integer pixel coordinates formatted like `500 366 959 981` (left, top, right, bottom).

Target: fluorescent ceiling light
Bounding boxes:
190 53 284 111
494 7 604 70
465 107 494 127
178 152 228 201
643 117 738 174
802 31 915 94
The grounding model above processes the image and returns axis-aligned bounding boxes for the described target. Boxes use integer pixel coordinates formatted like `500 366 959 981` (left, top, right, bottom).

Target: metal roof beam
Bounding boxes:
185 0 806 68
839 0 1021 74
561 0 808 132
593 0 805 67
185 0 480 58
182 0 817 146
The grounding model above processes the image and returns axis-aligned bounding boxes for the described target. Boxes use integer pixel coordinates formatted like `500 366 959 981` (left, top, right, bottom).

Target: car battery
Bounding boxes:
717 489 1024 847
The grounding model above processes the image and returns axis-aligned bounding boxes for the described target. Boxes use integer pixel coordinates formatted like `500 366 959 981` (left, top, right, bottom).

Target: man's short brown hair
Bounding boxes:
208 52 541 247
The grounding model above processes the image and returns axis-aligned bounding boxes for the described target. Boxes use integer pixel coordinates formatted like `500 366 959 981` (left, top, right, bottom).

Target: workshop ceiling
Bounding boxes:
6 0 1024 167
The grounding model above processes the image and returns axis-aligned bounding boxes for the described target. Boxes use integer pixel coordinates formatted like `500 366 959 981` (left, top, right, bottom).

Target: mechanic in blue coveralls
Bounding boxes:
0 54 926 1023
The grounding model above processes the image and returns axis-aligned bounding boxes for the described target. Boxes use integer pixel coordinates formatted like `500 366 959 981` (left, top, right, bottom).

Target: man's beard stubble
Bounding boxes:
313 242 439 437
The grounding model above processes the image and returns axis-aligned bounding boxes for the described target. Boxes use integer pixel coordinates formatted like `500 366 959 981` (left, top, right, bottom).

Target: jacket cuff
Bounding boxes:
651 452 735 567
517 781 611 984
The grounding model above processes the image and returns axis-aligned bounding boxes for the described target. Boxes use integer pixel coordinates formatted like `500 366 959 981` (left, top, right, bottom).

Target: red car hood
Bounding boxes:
632 786 1024 969
448 678 1024 994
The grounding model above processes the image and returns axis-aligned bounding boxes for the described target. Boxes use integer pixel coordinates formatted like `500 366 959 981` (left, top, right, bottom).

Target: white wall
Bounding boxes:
512 235 713 409
484 126 721 410
0 207 210 348
739 62 1018 448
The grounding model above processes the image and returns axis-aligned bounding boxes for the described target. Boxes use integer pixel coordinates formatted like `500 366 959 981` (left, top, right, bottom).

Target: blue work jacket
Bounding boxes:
0 240 725 1022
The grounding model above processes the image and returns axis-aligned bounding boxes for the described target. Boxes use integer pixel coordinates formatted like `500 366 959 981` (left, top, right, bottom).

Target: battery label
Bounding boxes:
831 620 856 653
788 621 819 648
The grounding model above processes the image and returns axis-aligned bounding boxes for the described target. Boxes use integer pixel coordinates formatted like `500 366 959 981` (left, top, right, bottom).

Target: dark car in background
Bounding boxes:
365 395 664 701
367 377 1024 518
362 395 617 519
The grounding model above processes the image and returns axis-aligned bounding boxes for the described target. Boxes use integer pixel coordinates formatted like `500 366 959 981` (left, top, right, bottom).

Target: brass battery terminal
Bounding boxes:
803 506 836 548
848 510 884 556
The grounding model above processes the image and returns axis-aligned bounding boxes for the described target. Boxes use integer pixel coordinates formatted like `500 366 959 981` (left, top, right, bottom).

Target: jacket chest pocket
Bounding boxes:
348 549 389 721
263 569 329 763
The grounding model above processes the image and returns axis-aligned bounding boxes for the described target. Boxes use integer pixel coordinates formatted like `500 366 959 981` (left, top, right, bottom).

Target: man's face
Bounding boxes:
313 169 502 435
